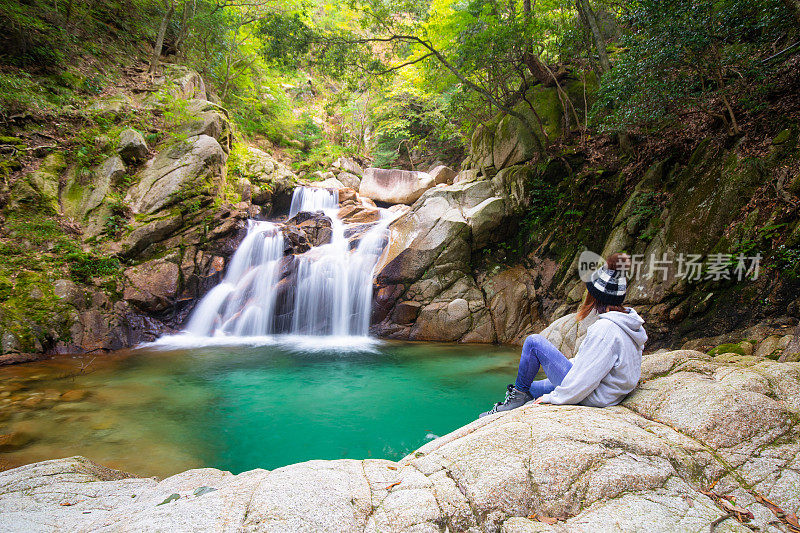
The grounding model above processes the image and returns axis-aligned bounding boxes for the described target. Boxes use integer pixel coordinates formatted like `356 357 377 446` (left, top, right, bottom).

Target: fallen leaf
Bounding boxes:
386 482 401 489
718 499 753 519
157 493 180 506
387 466 397 470
60 502 74 506
528 514 559 525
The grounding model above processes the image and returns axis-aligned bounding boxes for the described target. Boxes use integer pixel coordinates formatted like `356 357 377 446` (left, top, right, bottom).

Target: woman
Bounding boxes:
480 253 647 417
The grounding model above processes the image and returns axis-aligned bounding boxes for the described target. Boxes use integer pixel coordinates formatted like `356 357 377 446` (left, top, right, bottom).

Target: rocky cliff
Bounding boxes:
370 81 800 353
2 349 798 532
0 66 299 359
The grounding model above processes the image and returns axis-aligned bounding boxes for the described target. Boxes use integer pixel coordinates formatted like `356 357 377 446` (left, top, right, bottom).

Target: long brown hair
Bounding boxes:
576 253 628 321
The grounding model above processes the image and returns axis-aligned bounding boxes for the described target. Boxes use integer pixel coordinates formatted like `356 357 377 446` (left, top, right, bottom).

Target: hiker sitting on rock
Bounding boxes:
481 253 647 417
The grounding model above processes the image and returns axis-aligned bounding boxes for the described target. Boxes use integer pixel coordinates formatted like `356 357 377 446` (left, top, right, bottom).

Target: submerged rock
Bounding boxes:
2 350 798 532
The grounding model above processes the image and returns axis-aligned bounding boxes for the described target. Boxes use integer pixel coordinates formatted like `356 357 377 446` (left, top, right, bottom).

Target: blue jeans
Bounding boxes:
515 334 573 398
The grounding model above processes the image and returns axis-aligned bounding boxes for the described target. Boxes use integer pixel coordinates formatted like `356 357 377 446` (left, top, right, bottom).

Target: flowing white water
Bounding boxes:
288 187 338 218
178 186 393 342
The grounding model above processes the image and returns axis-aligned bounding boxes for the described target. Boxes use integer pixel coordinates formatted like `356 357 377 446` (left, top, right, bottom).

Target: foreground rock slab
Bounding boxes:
1 351 798 532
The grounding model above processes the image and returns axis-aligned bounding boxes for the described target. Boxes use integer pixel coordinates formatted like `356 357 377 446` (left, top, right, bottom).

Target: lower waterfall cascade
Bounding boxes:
182 186 395 340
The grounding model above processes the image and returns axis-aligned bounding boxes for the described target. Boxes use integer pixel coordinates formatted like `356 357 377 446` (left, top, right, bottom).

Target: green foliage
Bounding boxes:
592 0 796 132
103 194 130 238
772 244 800 278
67 252 121 283
298 113 324 151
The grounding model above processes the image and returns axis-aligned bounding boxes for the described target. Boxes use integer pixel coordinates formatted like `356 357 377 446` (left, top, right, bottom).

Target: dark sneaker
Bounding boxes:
479 384 533 418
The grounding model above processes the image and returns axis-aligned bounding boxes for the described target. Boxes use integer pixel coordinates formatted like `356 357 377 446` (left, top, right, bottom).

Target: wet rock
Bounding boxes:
123 259 180 313
337 187 358 205
287 211 333 247
60 390 88 402
0 431 34 451
281 226 311 255
338 204 381 224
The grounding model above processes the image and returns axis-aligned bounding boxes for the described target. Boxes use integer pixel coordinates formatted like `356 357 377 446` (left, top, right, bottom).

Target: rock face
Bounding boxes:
359 167 436 205
287 211 333 247
9 153 65 213
123 259 181 313
372 169 536 342
0 66 303 356
2 350 798 532
117 128 148 165
124 134 227 215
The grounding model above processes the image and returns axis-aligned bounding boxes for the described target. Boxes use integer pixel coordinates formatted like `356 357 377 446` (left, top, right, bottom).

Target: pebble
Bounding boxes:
61 390 88 402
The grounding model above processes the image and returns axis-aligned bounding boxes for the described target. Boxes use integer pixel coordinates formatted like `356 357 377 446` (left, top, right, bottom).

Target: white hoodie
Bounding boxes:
538 308 647 407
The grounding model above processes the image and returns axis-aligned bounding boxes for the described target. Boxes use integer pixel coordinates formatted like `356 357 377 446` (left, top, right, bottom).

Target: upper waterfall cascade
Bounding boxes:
184 187 394 339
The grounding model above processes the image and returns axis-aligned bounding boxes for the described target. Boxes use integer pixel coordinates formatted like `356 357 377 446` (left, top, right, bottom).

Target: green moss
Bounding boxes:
0 271 72 353
772 129 791 145
66 252 121 283
708 342 749 356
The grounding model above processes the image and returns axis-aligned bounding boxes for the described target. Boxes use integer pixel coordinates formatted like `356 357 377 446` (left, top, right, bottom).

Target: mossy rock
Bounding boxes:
664 141 764 254
469 123 496 169
708 341 754 357
492 115 542 170
514 85 563 143
772 129 791 145
564 72 599 114
10 153 65 213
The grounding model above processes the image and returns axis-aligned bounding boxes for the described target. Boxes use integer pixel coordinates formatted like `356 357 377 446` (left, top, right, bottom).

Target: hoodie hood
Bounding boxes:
598 308 648 349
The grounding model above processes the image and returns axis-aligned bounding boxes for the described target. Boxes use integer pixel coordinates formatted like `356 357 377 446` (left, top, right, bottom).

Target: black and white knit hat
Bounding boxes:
586 266 627 305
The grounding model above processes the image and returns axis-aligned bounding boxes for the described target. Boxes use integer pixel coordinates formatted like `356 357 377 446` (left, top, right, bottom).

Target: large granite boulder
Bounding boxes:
61 156 126 231
117 128 148 165
359 168 436 205
373 173 533 342
181 100 231 149
124 135 226 215
2 351 798 532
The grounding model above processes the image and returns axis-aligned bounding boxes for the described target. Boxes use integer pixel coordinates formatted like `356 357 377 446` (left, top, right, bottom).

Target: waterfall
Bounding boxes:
288 187 338 218
181 186 392 341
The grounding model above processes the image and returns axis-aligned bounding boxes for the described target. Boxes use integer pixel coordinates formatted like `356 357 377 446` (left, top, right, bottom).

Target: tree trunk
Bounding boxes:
576 0 611 73
782 0 800 25
149 0 175 75
576 0 633 153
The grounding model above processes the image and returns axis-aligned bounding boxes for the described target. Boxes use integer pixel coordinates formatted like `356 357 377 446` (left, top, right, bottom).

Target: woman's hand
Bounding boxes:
532 397 547 405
